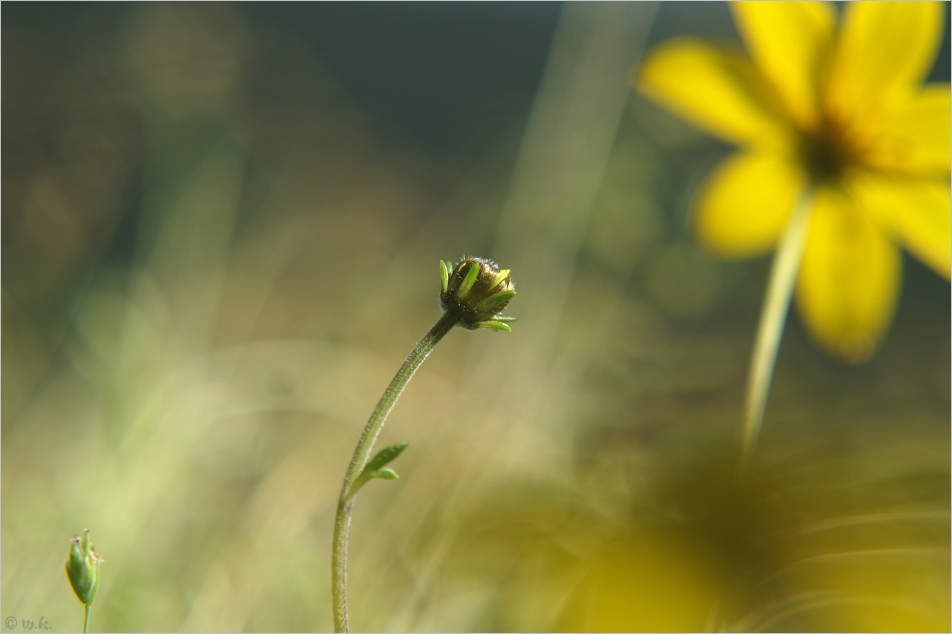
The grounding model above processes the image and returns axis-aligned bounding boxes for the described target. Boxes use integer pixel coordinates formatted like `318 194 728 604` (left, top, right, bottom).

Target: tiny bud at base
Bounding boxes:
66 530 102 607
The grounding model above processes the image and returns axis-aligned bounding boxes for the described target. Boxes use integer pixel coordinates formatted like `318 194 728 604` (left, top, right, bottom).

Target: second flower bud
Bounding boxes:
440 257 516 330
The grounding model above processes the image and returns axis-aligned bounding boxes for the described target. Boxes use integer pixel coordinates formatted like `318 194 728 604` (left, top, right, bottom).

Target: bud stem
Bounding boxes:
332 311 459 632
83 604 90 634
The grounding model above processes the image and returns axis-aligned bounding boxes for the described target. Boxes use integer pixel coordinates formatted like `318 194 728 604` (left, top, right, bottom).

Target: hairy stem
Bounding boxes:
740 190 814 468
332 312 458 632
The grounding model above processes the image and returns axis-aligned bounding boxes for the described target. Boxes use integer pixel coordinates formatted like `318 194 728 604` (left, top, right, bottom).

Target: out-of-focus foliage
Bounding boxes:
3 3 948 632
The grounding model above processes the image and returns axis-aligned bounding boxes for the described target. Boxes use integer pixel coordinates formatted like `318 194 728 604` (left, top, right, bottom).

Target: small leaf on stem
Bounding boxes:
346 442 410 500
374 468 399 480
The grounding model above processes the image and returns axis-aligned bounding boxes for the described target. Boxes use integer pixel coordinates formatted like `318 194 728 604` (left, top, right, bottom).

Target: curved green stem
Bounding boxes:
332 312 458 632
83 604 90 633
739 189 814 469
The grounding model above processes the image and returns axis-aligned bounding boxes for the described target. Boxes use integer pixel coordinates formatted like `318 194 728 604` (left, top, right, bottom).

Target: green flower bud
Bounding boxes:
440 257 516 330
66 530 102 607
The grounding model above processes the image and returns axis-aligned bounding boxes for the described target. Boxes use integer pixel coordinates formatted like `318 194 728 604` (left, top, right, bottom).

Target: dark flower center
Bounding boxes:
800 119 859 186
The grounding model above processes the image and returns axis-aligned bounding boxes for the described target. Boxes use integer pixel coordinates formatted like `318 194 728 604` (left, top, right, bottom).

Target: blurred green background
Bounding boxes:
3 2 949 632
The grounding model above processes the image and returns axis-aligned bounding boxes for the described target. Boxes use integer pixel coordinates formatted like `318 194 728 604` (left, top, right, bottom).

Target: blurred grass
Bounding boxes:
3 3 949 632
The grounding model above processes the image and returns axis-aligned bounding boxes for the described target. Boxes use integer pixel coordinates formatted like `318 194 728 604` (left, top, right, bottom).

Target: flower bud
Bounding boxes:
66 530 102 606
440 257 516 330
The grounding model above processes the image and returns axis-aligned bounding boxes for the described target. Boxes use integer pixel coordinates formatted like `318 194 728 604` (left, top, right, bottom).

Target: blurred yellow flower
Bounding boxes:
638 2 950 362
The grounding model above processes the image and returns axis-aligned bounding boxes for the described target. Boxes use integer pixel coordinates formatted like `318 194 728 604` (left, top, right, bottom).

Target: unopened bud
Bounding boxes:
66 529 102 607
440 258 516 330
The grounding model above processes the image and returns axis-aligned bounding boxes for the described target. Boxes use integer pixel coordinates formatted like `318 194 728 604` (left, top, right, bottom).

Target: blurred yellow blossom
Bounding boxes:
637 2 950 362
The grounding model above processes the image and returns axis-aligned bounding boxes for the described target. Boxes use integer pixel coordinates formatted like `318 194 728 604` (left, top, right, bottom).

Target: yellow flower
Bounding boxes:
637 2 950 362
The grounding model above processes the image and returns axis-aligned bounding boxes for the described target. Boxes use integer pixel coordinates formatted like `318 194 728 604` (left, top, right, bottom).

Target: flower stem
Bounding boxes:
740 189 814 468
332 312 458 632
83 605 90 633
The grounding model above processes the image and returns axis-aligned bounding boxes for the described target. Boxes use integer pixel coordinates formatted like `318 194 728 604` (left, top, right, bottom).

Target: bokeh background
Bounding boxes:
3 2 949 632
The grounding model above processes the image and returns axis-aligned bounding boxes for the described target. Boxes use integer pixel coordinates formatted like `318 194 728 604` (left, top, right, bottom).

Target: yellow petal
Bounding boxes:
795 189 902 363
694 151 806 258
867 85 951 175
851 173 951 279
636 38 790 148
826 2 944 123
731 2 836 130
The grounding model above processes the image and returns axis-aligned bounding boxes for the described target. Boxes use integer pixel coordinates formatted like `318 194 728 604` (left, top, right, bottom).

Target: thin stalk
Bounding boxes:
332 312 458 632
83 605 90 633
739 189 815 468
